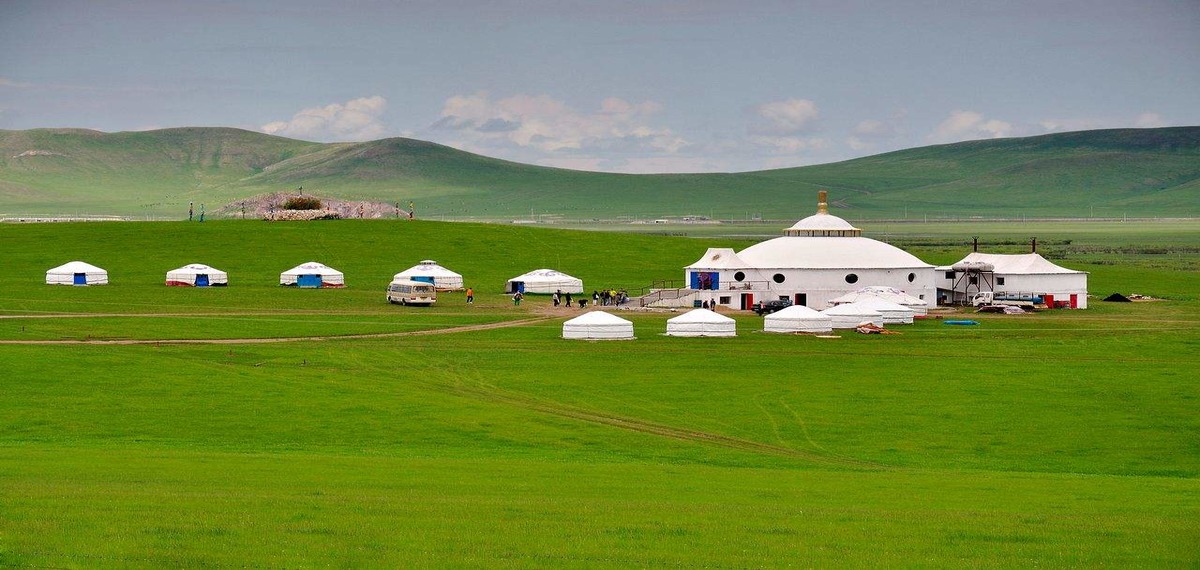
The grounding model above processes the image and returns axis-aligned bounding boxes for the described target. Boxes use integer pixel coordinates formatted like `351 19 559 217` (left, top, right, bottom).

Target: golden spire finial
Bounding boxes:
817 190 828 214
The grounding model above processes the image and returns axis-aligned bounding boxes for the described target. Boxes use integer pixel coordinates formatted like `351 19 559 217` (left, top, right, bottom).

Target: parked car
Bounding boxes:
753 299 792 315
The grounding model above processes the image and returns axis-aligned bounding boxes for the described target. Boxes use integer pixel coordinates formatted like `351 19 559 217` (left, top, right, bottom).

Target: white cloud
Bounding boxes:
1038 111 1169 134
752 98 819 135
929 110 1012 143
750 135 829 154
431 92 685 156
1134 112 1166 128
262 96 388 141
847 116 905 151
0 77 33 89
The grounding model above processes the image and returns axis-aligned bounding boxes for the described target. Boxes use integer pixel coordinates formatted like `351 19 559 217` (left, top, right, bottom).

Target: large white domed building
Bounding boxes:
684 192 935 310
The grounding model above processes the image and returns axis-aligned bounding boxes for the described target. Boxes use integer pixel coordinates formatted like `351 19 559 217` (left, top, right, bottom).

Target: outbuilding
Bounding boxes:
506 269 583 294
828 286 928 316
46 261 108 286
763 305 834 334
165 263 228 287
821 303 885 329
665 308 736 337
280 262 345 288
683 191 934 311
394 260 464 291
563 311 634 340
935 252 1089 308
849 298 915 324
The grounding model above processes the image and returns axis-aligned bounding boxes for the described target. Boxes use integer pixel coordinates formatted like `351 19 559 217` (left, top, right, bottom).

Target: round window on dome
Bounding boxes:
908 272 916 283
773 273 785 284
845 273 859 284
734 271 746 282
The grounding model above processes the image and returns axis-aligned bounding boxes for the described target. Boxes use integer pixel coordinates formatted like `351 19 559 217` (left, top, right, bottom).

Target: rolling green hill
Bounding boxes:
1 126 1197 219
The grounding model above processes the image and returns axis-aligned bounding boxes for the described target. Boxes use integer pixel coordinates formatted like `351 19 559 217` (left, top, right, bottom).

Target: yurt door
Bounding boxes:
794 293 807 307
73 273 87 285
413 276 434 284
298 274 322 288
740 293 753 310
195 274 210 287
510 281 524 293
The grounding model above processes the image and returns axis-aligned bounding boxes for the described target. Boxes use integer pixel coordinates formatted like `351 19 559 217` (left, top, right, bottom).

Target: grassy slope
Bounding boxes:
0 220 1197 566
1 127 1198 219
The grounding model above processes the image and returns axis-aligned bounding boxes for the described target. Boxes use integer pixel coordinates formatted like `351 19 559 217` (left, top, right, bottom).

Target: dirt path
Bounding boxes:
0 317 553 346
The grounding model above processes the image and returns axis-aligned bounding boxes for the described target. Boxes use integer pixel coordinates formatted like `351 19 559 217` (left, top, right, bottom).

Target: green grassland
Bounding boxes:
1 220 1198 567
2 126 1198 219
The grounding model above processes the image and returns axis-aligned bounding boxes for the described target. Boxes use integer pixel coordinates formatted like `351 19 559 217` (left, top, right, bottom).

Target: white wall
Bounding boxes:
687 267 936 309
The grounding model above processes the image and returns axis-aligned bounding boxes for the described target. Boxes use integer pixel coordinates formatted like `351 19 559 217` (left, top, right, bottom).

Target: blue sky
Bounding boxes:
1 0 1196 172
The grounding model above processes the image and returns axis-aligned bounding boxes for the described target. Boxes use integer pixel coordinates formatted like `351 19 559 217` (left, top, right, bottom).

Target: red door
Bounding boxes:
740 293 754 311
1043 294 1054 307
1070 294 1078 308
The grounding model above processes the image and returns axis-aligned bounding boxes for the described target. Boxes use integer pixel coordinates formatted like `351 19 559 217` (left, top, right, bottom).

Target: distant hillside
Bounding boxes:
1 126 1197 219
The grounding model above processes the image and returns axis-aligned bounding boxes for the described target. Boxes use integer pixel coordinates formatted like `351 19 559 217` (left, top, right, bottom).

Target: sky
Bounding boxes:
1 0 1197 173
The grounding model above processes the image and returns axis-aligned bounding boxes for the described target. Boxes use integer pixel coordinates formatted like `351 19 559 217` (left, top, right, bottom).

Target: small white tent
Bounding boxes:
821 303 884 329
666 308 736 337
46 261 108 286
507 269 583 294
280 262 345 288
849 298 915 324
165 263 228 287
763 305 833 334
394 260 464 291
829 286 928 316
563 311 634 340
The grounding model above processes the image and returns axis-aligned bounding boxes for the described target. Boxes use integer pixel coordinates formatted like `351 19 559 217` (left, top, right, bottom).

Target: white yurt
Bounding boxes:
821 303 884 329
46 261 108 286
506 269 583 294
394 260 464 291
165 263 228 287
280 262 345 288
666 308 736 337
828 286 928 316
563 311 634 340
849 298 915 324
763 305 834 334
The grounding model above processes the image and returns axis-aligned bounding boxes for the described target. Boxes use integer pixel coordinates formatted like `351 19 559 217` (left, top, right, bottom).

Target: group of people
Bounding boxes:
501 288 629 309
593 289 628 307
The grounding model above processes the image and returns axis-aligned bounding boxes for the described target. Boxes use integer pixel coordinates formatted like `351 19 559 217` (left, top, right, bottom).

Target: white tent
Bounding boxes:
506 269 583 294
165 263 228 287
848 298 914 324
828 286 928 316
280 261 345 288
821 303 884 329
763 305 833 334
563 311 634 340
46 261 108 286
394 260 464 291
666 308 736 337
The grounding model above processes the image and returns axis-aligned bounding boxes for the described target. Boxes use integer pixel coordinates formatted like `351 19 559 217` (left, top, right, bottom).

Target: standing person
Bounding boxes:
564 292 572 307
593 290 600 307
553 290 561 307
513 291 522 306
465 287 474 304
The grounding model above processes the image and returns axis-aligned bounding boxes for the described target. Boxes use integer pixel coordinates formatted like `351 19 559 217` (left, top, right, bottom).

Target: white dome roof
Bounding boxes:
738 237 932 269
667 308 735 324
786 212 860 233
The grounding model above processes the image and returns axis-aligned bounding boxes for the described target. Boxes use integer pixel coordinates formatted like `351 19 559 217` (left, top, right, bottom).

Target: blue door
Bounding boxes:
195 274 210 287
73 273 87 285
297 274 322 288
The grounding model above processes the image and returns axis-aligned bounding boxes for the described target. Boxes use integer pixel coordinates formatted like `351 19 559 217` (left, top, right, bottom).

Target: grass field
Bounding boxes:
1 219 1198 567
